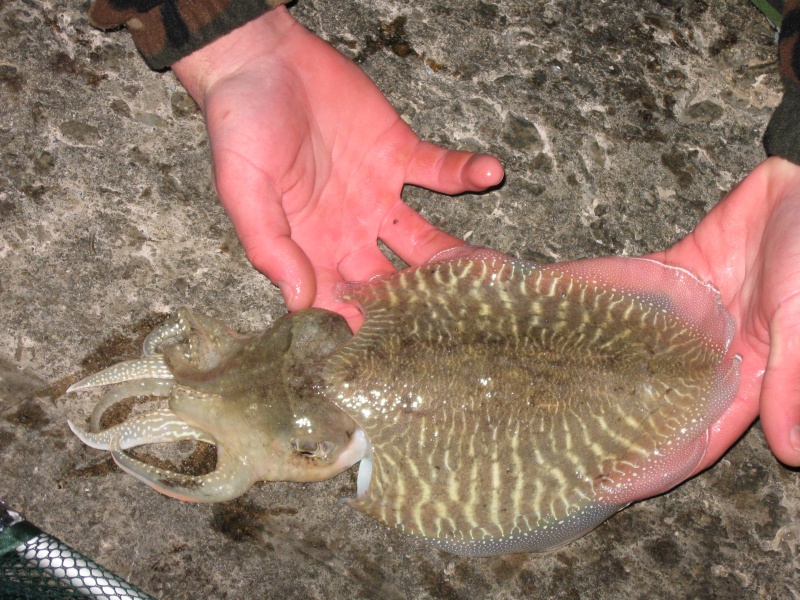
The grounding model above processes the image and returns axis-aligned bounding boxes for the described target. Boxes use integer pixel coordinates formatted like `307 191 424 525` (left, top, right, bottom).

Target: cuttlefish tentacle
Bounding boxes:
69 407 215 451
110 442 253 503
67 356 173 393
89 379 175 432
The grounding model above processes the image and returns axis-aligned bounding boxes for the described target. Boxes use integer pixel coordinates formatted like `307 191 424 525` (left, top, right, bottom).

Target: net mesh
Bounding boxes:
0 541 78 599
0 522 154 600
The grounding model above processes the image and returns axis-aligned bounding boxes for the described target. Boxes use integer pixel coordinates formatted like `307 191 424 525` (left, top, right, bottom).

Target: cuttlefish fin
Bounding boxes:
337 246 520 324
68 356 173 393
424 245 507 264
110 444 253 503
69 407 214 451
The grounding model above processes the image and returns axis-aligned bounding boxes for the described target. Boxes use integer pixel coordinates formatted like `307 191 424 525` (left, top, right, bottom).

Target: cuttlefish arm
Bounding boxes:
71 409 254 503
69 407 215 451
111 437 255 503
67 356 174 393
69 389 236 502
70 390 258 503
67 354 176 432
68 308 244 393
142 315 190 356
70 394 370 504
69 308 370 504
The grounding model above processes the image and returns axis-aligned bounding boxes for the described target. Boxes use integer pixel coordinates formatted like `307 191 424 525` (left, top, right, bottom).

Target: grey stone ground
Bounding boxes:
1 0 799 598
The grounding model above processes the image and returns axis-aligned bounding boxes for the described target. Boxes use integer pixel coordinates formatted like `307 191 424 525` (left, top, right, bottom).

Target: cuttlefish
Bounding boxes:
68 247 740 556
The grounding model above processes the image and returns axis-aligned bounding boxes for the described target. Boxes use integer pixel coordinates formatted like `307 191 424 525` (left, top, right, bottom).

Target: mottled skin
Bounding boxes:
69 248 739 556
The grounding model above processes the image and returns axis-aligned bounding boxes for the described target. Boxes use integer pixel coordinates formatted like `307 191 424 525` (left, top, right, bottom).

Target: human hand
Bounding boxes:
650 156 800 468
172 7 503 328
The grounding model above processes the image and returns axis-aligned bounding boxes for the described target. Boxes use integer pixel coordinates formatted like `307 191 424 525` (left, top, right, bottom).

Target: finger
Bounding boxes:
241 224 317 312
759 301 800 466
311 266 366 332
693 389 760 473
379 201 467 267
406 142 504 194
215 164 317 312
690 331 768 473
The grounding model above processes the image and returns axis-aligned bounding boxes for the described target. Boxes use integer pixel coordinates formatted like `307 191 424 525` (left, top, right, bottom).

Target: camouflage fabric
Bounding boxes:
89 0 289 70
764 0 800 164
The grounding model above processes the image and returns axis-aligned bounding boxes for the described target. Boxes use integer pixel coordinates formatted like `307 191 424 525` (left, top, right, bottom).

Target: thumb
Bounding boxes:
759 297 800 466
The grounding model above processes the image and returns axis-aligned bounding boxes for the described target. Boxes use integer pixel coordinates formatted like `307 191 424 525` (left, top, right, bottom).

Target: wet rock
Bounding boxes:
502 114 543 152
170 91 198 117
685 100 725 123
59 120 100 144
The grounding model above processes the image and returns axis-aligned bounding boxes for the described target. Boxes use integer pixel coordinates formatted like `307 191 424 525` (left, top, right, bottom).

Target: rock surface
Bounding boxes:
1 0 798 598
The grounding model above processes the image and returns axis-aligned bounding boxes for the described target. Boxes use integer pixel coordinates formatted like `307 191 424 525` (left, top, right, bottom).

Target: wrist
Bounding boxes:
172 6 296 110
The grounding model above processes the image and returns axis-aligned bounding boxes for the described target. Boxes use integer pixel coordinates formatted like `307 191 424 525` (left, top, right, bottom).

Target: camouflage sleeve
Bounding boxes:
763 0 800 164
89 0 290 70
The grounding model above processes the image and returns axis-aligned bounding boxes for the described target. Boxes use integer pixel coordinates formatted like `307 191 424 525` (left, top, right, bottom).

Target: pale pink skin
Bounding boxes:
172 7 503 327
173 8 800 471
651 157 800 471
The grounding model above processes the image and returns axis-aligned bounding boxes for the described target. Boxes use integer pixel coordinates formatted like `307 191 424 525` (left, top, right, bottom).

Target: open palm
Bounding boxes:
174 8 800 467
173 7 502 327
651 157 800 468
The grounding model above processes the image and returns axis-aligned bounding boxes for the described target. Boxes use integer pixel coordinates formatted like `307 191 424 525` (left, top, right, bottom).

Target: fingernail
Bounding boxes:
791 425 800 452
278 281 295 306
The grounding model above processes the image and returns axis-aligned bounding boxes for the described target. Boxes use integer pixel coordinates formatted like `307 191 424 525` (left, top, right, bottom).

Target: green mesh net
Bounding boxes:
0 525 79 599
0 509 154 600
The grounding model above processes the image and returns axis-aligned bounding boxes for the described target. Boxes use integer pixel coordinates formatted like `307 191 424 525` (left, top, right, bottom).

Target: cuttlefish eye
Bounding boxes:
291 439 336 459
